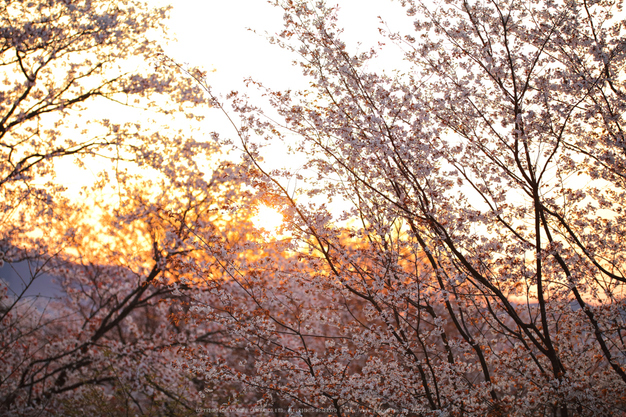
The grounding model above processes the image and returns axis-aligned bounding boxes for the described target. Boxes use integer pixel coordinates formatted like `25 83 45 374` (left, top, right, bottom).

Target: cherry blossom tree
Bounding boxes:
182 0 626 415
0 0 245 415
5 0 625 415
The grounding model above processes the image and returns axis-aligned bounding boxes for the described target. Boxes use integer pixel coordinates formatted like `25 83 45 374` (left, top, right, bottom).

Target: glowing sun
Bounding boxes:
251 205 284 232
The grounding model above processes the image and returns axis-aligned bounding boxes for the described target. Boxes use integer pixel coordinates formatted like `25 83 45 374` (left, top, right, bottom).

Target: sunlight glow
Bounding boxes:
252 205 283 232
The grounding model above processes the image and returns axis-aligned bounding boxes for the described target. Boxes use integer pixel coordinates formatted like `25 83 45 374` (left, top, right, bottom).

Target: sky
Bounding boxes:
2 0 414 296
162 0 411 94
159 0 413 194
15 0 417 227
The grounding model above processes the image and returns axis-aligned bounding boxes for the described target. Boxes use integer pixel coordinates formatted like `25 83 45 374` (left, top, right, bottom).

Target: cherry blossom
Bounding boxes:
183 0 626 415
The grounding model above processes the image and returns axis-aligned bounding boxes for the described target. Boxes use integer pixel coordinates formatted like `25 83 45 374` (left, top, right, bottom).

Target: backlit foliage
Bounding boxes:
181 0 626 415
0 0 245 415
2 0 626 415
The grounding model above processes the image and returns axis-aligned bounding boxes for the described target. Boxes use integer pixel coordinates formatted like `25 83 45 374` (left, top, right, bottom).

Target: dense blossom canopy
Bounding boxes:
0 0 242 415
182 0 626 415
2 0 626 416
